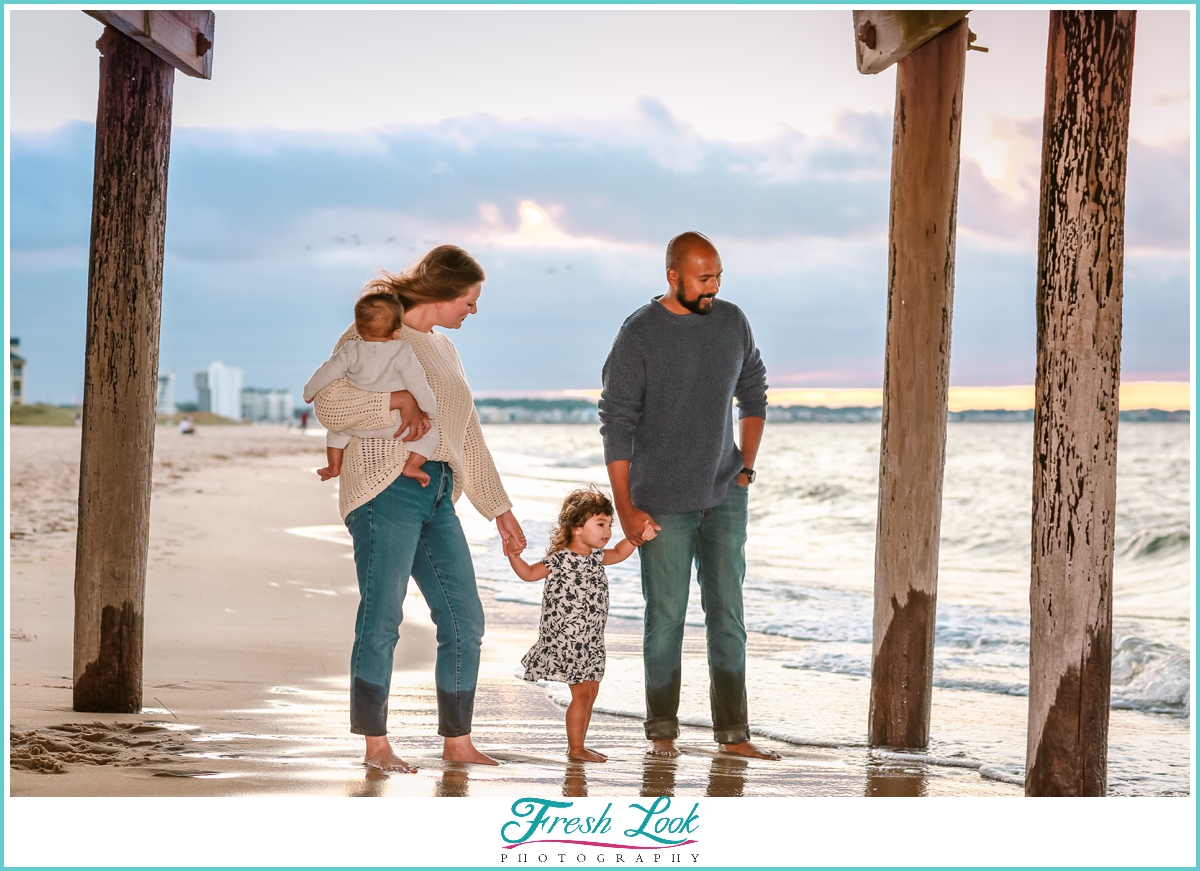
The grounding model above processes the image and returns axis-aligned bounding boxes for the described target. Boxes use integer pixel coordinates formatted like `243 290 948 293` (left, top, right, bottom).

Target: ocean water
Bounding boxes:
467 421 1192 796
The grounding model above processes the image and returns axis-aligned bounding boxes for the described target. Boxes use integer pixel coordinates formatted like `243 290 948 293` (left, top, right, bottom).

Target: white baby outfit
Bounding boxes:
303 339 439 456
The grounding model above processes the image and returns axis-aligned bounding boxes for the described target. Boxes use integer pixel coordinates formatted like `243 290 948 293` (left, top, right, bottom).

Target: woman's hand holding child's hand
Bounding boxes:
640 519 658 543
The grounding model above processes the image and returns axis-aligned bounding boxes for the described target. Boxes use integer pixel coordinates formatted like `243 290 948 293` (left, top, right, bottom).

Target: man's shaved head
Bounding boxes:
665 231 716 272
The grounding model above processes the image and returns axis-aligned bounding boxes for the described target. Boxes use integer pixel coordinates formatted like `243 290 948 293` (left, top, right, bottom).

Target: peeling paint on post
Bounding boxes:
73 26 174 713
1027 10 1135 797
868 20 968 750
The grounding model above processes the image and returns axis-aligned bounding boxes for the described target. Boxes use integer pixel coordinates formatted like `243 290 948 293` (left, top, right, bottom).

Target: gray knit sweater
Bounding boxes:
599 297 768 516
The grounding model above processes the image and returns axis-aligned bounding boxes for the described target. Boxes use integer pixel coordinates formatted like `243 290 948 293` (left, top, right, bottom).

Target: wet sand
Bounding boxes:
8 425 1020 797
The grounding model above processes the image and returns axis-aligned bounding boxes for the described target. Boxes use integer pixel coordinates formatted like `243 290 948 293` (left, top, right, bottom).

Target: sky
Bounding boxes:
6 7 1194 406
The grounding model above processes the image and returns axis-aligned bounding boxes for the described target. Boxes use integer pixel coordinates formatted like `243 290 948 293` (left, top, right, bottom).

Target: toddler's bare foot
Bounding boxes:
364 736 416 772
401 454 430 487
719 740 781 760
648 739 681 758
443 735 499 765
317 466 340 481
568 747 608 762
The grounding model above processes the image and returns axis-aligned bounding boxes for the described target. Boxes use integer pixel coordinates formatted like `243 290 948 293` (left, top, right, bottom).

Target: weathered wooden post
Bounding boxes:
851 10 972 749
73 10 214 712
1026 10 1136 797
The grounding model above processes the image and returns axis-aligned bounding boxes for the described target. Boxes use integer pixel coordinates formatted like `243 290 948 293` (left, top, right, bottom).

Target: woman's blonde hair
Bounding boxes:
364 244 486 310
547 487 615 555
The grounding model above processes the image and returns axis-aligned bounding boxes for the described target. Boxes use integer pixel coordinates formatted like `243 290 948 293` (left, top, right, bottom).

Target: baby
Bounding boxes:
303 292 439 486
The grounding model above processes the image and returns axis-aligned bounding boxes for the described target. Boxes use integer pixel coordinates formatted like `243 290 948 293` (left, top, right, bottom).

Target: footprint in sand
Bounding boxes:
9 722 200 775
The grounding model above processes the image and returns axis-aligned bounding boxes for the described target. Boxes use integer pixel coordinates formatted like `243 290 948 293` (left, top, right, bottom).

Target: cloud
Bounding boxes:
8 108 1190 405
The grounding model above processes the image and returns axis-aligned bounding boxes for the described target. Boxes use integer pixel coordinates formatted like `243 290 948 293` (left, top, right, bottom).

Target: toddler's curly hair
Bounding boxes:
547 486 615 555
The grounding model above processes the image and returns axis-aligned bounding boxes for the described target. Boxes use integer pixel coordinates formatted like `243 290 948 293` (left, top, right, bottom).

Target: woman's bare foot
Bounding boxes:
443 734 499 765
718 740 781 760
568 747 608 762
364 735 416 772
648 739 681 758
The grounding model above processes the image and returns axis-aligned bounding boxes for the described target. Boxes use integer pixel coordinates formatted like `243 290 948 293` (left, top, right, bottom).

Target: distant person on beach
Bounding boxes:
179 416 195 435
599 231 779 760
311 244 526 772
303 292 440 486
506 487 655 762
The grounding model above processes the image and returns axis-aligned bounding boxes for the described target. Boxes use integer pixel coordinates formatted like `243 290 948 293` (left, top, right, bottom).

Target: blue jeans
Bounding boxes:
638 483 750 745
344 463 484 738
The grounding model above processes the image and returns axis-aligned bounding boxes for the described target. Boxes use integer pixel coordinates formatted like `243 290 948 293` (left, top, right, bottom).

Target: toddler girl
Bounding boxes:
507 488 655 762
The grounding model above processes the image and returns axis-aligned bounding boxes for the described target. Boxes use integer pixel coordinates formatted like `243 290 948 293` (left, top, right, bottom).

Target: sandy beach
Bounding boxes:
8 424 1026 798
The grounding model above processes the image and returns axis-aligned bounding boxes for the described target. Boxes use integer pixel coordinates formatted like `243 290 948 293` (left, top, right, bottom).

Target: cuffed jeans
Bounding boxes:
639 483 750 745
344 462 483 738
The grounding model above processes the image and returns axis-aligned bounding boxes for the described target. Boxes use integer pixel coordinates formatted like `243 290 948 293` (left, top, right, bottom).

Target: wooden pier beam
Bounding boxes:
1026 10 1136 797
72 25 176 712
868 19 968 750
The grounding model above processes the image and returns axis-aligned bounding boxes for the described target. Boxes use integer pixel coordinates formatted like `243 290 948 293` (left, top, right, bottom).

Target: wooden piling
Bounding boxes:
1026 10 1136 797
868 20 968 750
73 26 175 712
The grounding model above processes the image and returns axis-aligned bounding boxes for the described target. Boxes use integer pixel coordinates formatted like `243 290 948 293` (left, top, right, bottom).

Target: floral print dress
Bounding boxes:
521 548 609 684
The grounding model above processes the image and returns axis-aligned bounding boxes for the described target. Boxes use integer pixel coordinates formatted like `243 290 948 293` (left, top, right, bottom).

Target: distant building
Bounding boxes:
10 338 25 405
474 399 599 424
766 405 883 423
195 361 244 420
242 387 294 423
156 372 177 416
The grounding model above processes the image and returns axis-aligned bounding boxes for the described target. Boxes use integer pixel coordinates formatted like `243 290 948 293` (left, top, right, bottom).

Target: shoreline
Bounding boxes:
0 425 1098 796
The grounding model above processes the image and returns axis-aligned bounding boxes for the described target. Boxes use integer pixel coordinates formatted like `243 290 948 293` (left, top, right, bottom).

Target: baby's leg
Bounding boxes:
317 447 344 481
400 420 439 487
566 680 607 762
401 451 430 487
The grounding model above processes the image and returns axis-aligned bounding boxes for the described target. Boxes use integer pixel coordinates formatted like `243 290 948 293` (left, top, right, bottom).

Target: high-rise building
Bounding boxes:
156 372 176 416
241 387 294 423
10 338 25 405
195 361 244 420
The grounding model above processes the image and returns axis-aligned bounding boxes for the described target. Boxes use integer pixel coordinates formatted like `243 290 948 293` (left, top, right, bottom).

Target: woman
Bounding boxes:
312 245 526 772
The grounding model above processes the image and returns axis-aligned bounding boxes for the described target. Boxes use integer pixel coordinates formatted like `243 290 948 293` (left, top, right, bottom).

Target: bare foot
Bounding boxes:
442 734 499 765
718 740 781 760
364 736 416 772
401 462 430 487
317 466 340 481
568 747 608 762
648 739 681 758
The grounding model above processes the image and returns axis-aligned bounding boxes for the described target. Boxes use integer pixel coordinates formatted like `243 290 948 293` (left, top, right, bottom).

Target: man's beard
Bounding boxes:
675 280 715 315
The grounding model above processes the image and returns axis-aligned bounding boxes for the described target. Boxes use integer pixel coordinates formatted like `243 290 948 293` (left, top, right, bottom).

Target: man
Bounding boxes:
599 231 779 760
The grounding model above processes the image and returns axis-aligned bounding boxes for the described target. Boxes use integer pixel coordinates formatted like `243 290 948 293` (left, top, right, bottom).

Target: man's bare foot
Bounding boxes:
317 466 340 481
364 736 416 772
568 747 608 762
648 739 680 758
401 458 430 487
718 740 781 760
443 734 499 765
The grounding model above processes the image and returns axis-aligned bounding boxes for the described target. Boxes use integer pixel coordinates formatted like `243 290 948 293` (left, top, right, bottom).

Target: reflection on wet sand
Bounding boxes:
641 753 678 797
865 763 927 797
436 767 471 797
563 761 588 797
349 765 390 798
706 755 748 797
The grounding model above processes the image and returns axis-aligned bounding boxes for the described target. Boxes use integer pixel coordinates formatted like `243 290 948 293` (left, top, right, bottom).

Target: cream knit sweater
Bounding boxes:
312 324 513 522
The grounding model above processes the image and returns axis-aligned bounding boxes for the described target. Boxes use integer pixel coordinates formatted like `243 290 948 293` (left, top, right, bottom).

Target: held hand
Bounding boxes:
496 510 526 556
619 507 660 546
391 390 431 441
